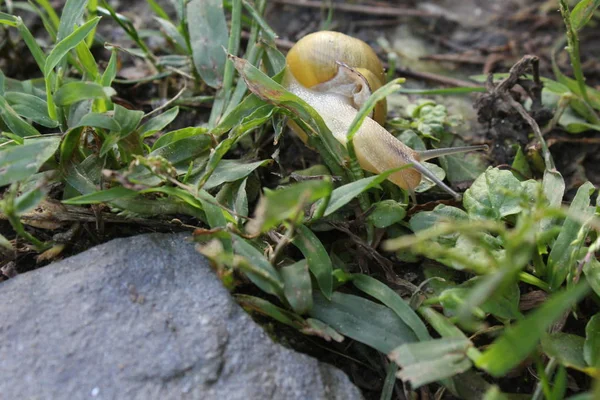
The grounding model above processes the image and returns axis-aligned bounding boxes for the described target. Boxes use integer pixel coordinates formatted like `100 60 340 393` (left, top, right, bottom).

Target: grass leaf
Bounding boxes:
292 224 333 299
6 91 58 128
235 294 306 330
310 291 418 354
0 95 41 138
45 16 101 76
389 337 473 388
542 333 587 372
187 0 228 88
0 136 60 186
281 259 313 315
547 181 595 289
231 234 284 298
54 82 115 106
475 282 590 377
353 274 431 341
322 167 409 217
203 159 270 190
247 179 333 234
584 314 600 367
139 107 179 138
72 112 121 131
57 0 89 41
571 0 600 31
62 187 138 205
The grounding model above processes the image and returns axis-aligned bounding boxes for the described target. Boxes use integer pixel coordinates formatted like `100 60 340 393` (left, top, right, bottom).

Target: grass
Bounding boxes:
1 0 600 399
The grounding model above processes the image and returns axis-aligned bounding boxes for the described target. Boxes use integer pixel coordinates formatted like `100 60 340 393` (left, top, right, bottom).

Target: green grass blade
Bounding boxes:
0 95 41 138
15 17 47 73
292 224 333 299
146 0 171 20
547 181 595 289
231 235 284 298
310 291 418 354
139 107 180 138
187 0 228 88
0 136 60 186
54 82 115 106
380 362 399 400
5 91 58 128
235 294 306 330
208 0 241 126
475 282 590 377
62 187 138 204
584 314 600 367
571 0 600 31
353 274 431 341
72 112 121 131
101 48 118 87
346 78 404 142
34 0 60 30
154 17 188 51
44 16 101 76
75 40 99 80
241 0 277 41
281 259 313 315
246 179 333 234
57 0 89 41
321 166 409 217
0 12 18 27
202 159 270 190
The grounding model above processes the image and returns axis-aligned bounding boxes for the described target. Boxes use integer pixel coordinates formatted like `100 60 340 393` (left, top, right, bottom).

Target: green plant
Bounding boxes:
1 1 600 399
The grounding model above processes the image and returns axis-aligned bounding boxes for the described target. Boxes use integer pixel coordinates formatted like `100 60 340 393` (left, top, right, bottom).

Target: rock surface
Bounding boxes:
0 233 362 400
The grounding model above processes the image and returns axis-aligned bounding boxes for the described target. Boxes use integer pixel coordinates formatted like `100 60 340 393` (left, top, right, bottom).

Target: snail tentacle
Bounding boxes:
418 145 489 161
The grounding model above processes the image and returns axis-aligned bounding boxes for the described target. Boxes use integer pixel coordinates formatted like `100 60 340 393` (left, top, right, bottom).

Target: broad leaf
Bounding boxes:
389 337 473 388
310 292 418 354
139 107 179 138
463 167 530 220
203 159 271 190
292 224 333 299
231 235 284 298
281 259 313 315
585 314 600 367
0 137 60 186
353 274 431 341
0 95 41 138
187 0 228 88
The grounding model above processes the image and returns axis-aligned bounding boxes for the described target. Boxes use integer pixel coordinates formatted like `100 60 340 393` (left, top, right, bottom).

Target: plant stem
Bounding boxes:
7 213 50 252
519 272 551 292
558 0 600 123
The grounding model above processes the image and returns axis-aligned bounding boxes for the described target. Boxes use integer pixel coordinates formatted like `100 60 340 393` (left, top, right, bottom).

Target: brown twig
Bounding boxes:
0 200 194 231
271 0 444 18
390 63 483 88
419 53 488 65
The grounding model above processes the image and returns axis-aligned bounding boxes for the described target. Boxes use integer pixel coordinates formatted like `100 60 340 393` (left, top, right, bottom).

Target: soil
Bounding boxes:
2 0 600 398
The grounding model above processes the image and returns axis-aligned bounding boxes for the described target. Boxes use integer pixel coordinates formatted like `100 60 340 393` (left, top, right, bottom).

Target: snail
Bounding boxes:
282 31 487 201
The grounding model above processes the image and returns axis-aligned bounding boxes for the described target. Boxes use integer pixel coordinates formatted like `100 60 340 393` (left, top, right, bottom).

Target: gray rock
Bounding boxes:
0 233 363 400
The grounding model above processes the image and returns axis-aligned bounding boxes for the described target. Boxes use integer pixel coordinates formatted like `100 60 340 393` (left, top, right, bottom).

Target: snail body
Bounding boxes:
283 31 486 200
